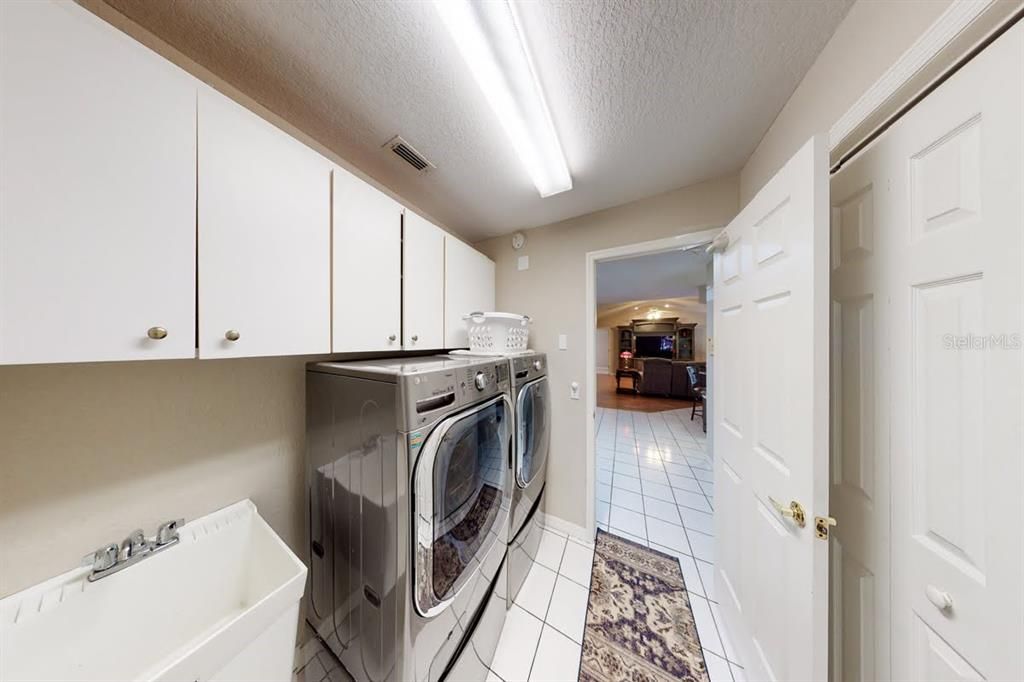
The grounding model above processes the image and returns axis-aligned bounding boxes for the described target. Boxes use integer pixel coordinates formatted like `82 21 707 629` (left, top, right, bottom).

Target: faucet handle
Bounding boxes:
155 518 185 546
82 543 119 572
121 529 149 559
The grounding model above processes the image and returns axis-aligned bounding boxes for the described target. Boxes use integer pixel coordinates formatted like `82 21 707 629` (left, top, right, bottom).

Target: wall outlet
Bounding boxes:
558 334 567 350
570 382 580 400
517 255 530 271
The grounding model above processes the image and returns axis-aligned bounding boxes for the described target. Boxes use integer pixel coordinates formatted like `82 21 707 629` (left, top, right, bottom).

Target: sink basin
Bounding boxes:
1 500 306 682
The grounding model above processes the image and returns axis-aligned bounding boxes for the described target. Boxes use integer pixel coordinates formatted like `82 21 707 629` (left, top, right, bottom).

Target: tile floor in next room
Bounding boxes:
294 406 743 681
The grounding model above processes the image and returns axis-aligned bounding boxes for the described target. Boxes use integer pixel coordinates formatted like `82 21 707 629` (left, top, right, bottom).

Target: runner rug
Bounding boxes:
578 530 710 682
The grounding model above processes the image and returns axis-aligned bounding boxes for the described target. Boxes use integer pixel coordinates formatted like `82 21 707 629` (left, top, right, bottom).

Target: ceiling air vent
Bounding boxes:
384 135 435 173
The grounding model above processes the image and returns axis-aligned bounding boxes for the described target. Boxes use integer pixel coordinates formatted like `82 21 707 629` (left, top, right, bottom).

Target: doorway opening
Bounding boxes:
584 228 742 675
595 246 711 415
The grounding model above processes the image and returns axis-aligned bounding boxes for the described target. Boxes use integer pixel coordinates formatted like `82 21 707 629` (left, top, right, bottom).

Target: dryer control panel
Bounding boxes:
402 359 510 430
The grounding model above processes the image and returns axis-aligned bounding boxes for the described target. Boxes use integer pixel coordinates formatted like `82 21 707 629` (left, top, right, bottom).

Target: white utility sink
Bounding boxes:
1 500 306 682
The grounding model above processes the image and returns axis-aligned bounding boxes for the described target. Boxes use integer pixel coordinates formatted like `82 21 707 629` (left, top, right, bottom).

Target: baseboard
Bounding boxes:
596 366 611 375
538 512 592 544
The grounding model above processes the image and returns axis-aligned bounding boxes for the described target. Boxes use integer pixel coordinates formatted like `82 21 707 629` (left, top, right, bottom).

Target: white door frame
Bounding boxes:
583 227 722 538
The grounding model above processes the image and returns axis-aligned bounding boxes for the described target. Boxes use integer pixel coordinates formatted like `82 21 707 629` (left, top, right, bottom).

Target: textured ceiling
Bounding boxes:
596 248 711 305
102 0 853 242
597 296 706 325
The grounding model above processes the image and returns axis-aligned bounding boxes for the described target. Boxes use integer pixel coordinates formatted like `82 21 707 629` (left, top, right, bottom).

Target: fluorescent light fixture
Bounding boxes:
434 0 572 197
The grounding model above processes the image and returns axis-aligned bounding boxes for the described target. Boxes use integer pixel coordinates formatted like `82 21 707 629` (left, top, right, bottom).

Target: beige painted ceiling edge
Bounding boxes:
75 0 468 245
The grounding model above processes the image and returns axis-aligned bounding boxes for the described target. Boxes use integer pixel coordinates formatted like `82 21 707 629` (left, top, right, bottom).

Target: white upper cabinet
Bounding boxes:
0 1 197 364
402 212 445 349
444 238 496 348
197 87 331 359
332 167 402 352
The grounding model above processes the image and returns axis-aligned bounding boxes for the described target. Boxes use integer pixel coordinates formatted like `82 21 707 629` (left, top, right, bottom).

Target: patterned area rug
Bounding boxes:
579 530 709 682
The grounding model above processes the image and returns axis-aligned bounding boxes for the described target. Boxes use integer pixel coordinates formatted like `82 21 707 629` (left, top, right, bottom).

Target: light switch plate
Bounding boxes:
518 256 530 271
558 334 567 350
570 382 580 400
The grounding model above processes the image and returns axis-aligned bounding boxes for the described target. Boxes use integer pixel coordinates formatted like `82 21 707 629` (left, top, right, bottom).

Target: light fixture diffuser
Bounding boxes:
434 0 572 197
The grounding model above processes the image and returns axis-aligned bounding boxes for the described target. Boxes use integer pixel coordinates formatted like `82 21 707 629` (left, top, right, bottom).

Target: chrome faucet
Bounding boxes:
82 518 184 582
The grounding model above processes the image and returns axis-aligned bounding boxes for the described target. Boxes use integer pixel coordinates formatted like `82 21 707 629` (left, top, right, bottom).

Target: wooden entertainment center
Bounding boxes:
616 317 697 362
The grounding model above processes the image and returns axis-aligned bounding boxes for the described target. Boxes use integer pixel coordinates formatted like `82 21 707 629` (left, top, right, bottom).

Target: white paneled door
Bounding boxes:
888 22 1023 682
0 1 196 364
332 167 403 352
197 87 331 359
403 211 445 349
713 135 830 682
829 138 891 682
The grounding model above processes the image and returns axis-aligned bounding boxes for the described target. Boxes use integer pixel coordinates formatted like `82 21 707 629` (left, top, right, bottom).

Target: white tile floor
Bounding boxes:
296 405 743 681
595 405 742 681
490 525 595 681
292 623 352 682
486 406 744 681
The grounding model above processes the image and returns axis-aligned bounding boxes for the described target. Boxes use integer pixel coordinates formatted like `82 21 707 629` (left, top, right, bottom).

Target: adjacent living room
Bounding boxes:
595 248 711 427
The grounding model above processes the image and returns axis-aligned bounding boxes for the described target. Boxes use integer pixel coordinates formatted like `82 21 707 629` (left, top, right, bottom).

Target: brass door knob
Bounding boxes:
147 327 168 340
768 496 806 527
225 329 240 342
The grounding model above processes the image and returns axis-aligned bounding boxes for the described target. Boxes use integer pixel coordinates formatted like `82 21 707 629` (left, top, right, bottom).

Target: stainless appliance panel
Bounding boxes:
507 489 544 609
306 358 511 682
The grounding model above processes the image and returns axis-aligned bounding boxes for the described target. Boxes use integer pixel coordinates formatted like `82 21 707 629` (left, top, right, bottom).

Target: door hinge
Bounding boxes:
815 515 837 540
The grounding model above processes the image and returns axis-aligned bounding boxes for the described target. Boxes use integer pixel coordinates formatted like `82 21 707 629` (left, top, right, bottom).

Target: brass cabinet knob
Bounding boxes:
225 329 240 342
147 327 168 340
411 335 419 342
388 334 397 342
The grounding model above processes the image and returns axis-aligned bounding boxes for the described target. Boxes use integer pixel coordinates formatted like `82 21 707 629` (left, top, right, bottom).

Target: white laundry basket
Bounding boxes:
463 312 531 353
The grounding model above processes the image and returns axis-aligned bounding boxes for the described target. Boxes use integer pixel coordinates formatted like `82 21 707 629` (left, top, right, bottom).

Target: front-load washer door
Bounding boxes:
413 395 511 618
516 377 550 489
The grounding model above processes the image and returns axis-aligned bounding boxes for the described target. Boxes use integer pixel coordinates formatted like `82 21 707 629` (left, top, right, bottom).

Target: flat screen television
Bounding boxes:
635 335 674 359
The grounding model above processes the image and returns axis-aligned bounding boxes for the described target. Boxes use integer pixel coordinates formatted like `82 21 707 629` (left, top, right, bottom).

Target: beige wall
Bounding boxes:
0 357 309 597
740 0 952 203
476 176 739 530
597 297 708 370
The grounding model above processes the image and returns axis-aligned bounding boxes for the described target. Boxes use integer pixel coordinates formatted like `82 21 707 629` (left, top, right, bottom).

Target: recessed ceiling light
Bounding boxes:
434 0 572 197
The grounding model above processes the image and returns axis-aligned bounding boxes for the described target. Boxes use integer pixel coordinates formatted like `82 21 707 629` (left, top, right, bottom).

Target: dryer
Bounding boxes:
305 356 513 682
506 351 550 606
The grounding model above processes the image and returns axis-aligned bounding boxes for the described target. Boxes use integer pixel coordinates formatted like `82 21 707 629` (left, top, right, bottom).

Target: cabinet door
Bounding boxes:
0 1 196 364
402 212 445 349
198 87 331 358
332 167 402 352
444 237 496 348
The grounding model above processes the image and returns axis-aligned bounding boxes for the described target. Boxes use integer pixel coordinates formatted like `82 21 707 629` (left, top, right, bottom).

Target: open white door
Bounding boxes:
713 135 830 681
